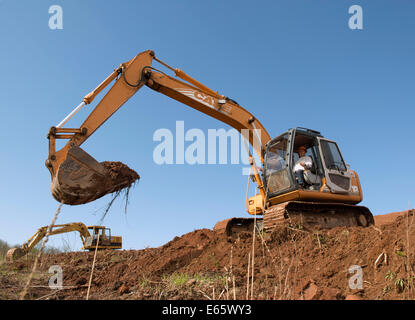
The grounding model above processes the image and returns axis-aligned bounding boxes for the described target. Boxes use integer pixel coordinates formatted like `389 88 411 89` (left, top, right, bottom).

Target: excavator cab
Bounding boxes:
264 127 353 197
253 127 374 231
84 226 122 250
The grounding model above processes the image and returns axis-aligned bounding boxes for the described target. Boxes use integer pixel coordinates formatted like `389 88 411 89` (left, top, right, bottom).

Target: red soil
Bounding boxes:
2 209 415 300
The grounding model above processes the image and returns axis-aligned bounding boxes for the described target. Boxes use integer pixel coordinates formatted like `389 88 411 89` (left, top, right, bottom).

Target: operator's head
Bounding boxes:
297 145 307 156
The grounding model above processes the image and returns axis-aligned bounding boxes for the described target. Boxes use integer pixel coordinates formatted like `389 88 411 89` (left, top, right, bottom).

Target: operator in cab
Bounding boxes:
293 145 312 188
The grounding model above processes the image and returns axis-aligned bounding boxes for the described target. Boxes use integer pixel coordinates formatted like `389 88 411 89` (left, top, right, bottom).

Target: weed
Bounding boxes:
385 270 396 281
209 253 220 268
110 255 123 263
139 276 151 288
162 272 226 288
170 273 191 286
385 270 410 293
382 285 391 294
313 232 327 248
396 250 406 258
395 278 406 292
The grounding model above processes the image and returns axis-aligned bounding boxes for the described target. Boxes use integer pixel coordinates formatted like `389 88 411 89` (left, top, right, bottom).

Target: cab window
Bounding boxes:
320 140 346 171
265 134 291 194
266 144 286 173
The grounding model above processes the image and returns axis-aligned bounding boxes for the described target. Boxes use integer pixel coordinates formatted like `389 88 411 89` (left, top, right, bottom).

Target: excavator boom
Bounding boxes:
6 223 89 261
47 50 270 205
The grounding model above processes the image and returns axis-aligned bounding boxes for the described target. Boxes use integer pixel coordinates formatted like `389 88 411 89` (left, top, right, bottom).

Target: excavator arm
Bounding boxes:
47 50 271 205
6 223 91 261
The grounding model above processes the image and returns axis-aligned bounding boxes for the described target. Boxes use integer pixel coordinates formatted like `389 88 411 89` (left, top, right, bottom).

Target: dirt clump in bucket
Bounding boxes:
101 161 140 188
98 161 140 219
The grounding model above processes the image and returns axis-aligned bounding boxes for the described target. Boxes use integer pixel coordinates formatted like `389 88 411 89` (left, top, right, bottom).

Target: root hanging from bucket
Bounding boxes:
99 180 139 223
123 180 134 214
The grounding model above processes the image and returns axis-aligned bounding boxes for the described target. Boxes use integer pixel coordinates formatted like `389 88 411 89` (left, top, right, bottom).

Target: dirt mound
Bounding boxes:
374 210 412 227
3 209 415 300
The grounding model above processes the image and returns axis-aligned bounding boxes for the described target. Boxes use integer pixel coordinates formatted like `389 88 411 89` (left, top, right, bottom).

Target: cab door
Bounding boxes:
317 137 353 194
264 131 296 197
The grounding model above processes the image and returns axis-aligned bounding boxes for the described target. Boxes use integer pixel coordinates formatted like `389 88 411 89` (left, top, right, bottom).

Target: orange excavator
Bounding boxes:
46 50 374 235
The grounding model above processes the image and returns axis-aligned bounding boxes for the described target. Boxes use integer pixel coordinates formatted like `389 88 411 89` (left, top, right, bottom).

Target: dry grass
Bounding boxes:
403 209 415 299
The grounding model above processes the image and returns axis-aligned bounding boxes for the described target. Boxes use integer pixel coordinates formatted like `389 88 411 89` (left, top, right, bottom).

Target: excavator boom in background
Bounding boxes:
6 223 122 262
46 50 374 235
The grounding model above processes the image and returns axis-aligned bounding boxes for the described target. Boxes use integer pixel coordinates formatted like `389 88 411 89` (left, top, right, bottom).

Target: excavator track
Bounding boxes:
263 201 374 231
214 201 373 237
214 218 263 237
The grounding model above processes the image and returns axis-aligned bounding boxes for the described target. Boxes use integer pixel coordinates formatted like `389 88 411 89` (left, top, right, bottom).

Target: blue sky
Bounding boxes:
0 0 414 251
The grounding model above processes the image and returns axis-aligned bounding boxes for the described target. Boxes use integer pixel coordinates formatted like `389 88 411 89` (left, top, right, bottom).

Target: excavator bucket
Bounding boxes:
6 248 25 262
51 146 139 205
